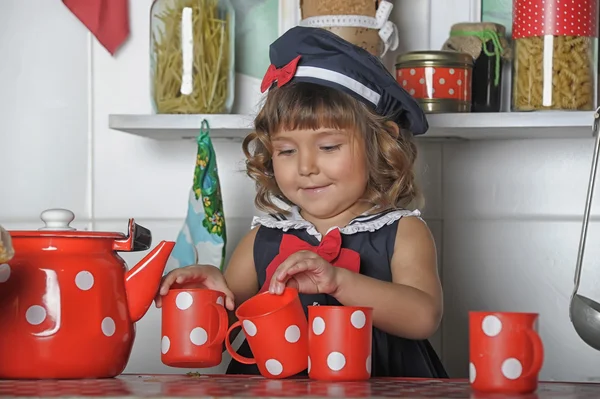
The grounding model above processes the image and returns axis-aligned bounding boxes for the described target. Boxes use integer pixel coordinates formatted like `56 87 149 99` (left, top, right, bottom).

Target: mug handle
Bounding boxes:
522 328 544 378
206 302 229 348
225 320 257 365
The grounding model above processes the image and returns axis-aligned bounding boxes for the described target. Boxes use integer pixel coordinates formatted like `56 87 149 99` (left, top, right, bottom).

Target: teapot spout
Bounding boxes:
124 240 175 322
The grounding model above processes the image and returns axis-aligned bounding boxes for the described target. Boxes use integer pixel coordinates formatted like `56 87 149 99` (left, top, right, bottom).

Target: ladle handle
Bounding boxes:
573 107 600 292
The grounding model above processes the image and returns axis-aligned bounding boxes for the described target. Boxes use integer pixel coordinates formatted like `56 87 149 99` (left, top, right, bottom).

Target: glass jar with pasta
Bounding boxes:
150 0 235 114
511 0 598 111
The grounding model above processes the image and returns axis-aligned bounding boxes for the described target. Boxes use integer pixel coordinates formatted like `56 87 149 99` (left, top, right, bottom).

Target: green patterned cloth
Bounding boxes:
166 120 227 272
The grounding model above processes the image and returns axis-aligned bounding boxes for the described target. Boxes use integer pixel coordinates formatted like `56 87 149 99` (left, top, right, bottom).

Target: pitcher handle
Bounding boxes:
225 321 257 365
206 302 228 348
522 329 544 378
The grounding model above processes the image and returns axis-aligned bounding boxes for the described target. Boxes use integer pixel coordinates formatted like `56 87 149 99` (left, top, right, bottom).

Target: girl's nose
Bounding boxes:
298 151 319 176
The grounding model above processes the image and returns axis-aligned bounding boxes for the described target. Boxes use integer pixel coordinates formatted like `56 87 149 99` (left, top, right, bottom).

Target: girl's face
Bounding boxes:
271 127 369 219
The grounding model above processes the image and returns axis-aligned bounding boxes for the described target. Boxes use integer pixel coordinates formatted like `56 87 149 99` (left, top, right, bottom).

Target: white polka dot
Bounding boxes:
285 325 301 343
161 336 170 354
502 358 523 380
449 68 455 75
265 359 283 376
449 89 455 95
366 355 372 374
102 317 116 336
469 362 476 383
216 296 224 306
0 264 10 283
327 352 346 371
350 310 366 329
308 356 311 373
175 292 193 310
243 320 257 336
402 80 407 86
419 78 425 84
75 271 94 290
482 315 503 337
312 317 325 335
457 79 463 86
26 305 46 325
190 327 208 346
410 69 416 75
409 89 415 95
439 78 446 84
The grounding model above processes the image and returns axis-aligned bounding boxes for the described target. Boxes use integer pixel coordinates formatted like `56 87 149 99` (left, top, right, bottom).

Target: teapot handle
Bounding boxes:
113 219 152 252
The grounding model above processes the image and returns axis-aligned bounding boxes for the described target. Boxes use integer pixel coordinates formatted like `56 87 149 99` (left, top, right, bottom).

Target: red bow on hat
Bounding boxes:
259 228 360 292
260 55 302 93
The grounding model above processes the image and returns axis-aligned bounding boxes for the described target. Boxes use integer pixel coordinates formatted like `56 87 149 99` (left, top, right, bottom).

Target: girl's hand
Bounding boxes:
154 264 235 311
269 251 340 296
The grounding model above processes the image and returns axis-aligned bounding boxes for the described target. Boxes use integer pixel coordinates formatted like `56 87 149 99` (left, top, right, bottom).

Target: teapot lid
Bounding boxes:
9 209 126 239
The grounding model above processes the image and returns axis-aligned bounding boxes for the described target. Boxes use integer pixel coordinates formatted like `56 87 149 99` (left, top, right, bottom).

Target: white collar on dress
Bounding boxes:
250 205 422 241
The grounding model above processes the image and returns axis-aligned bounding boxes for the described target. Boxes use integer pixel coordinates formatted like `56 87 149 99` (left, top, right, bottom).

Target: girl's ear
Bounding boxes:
385 121 400 136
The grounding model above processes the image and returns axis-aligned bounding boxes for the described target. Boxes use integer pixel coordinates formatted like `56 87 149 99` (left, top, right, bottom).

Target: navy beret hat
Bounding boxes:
260 26 429 135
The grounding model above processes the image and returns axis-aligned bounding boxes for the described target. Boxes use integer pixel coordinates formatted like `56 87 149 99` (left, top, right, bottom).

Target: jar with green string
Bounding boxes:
442 22 511 112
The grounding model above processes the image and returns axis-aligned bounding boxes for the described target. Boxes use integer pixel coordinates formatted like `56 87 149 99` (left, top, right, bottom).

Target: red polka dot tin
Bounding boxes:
0 208 175 379
469 311 544 394
395 51 474 113
513 0 599 39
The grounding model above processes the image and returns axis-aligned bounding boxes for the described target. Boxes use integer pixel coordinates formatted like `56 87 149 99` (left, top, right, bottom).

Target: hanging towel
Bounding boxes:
62 0 130 55
166 120 227 273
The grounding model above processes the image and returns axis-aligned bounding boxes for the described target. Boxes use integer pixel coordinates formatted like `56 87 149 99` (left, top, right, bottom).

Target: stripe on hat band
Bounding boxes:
294 66 381 106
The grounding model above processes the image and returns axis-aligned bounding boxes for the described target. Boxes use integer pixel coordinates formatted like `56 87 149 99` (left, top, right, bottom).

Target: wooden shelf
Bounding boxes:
109 111 597 141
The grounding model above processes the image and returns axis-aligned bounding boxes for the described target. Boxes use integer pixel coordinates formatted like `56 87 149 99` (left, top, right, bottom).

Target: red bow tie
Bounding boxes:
260 55 302 93
259 228 360 293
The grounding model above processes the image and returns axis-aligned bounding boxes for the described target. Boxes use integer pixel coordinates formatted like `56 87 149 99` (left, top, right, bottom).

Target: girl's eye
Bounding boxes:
277 149 295 156
320 144 342 152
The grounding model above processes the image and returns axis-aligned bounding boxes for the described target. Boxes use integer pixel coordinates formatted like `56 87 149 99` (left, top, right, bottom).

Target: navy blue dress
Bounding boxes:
226 207 448 378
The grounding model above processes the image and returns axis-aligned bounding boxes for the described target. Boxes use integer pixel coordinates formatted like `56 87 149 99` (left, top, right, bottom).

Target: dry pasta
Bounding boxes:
151 0 232 114
0 225 14 263
512 35 595 111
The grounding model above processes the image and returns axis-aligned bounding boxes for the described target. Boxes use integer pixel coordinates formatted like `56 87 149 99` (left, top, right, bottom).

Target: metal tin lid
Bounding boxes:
395 51 474 68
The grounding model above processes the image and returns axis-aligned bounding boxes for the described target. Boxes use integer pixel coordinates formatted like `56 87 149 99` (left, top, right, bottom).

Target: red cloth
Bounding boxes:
63 0 130 55
259 228 361 292
261 55 302 93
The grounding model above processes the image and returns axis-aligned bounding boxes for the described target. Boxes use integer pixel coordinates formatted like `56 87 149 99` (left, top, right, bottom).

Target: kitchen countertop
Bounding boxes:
0 374 599 398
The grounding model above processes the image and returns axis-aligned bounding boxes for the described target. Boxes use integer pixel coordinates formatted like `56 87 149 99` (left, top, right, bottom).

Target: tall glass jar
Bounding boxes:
511 0 598 111
150 0 235 114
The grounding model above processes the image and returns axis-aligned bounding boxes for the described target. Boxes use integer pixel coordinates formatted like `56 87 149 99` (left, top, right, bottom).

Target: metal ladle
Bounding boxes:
569 106 600 350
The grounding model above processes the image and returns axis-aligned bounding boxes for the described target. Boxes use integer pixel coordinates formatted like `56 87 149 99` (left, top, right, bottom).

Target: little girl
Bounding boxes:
155 26 447 378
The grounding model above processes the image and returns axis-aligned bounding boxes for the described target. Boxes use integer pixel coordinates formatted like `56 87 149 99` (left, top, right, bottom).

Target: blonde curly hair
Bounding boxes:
242 82 423 215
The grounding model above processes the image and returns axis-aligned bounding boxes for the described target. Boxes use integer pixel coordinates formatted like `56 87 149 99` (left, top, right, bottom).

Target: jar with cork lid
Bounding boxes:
511 0 599 111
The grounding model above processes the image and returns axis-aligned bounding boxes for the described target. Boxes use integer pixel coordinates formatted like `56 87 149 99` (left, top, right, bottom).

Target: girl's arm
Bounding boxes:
332 216 443 340
222 226 261 339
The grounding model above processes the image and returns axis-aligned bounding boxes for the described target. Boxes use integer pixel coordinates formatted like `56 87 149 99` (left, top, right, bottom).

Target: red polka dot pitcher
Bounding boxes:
0 208 175 379
308 305 373 381
225 287 309 379
469 311 544 394
161 288 228 368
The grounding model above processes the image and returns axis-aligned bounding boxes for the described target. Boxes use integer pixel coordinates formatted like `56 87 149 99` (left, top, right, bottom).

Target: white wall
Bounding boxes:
2 0 600 382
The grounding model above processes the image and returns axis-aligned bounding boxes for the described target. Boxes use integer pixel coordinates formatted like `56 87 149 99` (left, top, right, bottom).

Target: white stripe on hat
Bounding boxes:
294 66 381 106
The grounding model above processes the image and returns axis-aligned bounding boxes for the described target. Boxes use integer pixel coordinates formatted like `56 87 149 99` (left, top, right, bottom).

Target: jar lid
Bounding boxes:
449 22 507 35
395 51 474 68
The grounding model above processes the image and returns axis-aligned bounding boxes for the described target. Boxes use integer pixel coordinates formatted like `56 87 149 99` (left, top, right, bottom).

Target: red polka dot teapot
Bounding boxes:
0 208 175 379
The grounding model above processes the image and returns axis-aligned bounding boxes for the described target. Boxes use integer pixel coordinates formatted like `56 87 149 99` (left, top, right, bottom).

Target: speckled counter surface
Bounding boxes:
0 374 599 399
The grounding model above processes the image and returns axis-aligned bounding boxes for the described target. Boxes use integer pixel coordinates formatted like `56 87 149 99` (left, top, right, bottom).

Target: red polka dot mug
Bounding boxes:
308 305 373 381
161 288 228 368
225 287 309 379
469 311 544 394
